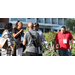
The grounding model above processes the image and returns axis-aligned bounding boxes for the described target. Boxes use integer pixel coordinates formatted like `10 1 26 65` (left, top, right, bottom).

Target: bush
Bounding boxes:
43 31 57 43
42 43 59 56
24 28 28 32
66 19 75 31
72 44 75 56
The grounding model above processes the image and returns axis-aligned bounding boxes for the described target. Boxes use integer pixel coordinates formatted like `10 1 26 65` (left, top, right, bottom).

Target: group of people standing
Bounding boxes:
1 21 45 56
1 21 73 56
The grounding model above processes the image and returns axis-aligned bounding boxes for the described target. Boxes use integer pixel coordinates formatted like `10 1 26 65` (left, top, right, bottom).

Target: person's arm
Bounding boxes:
38 33 42 45
5 32 14 54
39 40 41 45
70 39 73 50
54 33 58 52
23 39 26 45
41 32 45 42
10 45 14 54
54 40 57 52
23 32 27 45
13 29 23 38
69 32 73 50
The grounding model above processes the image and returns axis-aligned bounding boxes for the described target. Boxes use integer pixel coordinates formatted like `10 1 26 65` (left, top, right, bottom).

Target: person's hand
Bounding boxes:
70 45 72 51
19 29 23 33
12 49 14 55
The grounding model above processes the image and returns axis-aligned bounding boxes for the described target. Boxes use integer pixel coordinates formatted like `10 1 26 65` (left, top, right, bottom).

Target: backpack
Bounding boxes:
28 31 39 47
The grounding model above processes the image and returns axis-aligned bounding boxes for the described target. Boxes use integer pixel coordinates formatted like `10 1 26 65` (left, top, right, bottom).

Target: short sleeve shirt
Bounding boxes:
12 27 23 49
24 30 41 53
54 31 73 50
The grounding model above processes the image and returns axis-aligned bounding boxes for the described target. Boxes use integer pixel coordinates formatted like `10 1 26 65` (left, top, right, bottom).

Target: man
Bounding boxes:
34 23 45 56
54 26 73 56
23 22 41 56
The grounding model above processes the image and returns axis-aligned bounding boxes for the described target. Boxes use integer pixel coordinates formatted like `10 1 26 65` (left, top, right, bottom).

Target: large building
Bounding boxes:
9 18 66 32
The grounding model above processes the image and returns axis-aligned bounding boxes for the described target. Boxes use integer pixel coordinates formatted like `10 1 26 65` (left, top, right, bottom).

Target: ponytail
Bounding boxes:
15 20 20 28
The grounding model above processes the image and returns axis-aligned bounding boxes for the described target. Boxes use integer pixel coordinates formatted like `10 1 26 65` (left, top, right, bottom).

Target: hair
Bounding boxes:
4 23 12 30
61 26 66 29
34 23 39 27
15 20 20 28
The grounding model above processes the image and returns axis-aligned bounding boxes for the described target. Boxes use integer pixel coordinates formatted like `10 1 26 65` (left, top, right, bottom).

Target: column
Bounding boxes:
57 18 58 25
62 18 64 25
50 18 52 24
43 28 45 33
9 18 11 22
26 18 27 22
35 18 37 23
43 18 45 23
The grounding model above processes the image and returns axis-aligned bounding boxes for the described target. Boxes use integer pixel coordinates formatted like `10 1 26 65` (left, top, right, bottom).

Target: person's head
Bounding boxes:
4 23 13 31
61 26 66 33
16 21 23 30
34 23 39 31
15 20 20 28
28 22 33 30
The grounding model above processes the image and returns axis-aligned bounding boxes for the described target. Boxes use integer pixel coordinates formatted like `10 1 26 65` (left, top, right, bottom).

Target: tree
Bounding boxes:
66 18 75 31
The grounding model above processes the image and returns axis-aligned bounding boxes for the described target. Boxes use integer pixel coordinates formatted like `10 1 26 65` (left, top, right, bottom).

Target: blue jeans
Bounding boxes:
59 49 71 56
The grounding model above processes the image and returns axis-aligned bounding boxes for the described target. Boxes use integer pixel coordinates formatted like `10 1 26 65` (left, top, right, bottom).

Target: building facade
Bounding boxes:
0 18 9 33
9 18 66 32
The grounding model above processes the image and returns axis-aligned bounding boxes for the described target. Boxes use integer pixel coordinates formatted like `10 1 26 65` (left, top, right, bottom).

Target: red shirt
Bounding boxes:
54 31 73 50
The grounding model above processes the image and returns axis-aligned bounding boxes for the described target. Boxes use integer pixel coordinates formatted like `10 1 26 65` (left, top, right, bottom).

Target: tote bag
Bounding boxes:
0 37 8 49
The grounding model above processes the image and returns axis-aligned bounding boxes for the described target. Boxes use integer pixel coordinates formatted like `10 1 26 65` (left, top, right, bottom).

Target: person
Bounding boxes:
54 26 73 56
23 22 41 56
34 23 45 56
12 21 24 56
1 23 15 56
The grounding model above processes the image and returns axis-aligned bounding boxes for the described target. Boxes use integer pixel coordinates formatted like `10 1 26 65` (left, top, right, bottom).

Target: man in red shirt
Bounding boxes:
54 26 73 56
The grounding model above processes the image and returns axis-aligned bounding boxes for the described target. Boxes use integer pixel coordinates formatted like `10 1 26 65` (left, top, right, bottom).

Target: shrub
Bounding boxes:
43 31 57 43
66 19 75 32
42 43 59 56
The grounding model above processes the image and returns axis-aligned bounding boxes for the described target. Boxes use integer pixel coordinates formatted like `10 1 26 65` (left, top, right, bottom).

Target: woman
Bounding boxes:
1 23 15 56
12 21 24 56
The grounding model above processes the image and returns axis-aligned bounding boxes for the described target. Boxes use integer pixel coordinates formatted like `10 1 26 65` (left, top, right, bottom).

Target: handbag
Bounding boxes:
0 37 8 49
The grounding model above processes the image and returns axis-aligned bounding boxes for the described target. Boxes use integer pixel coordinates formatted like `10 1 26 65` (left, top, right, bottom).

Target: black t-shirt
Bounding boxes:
12 27 24 49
